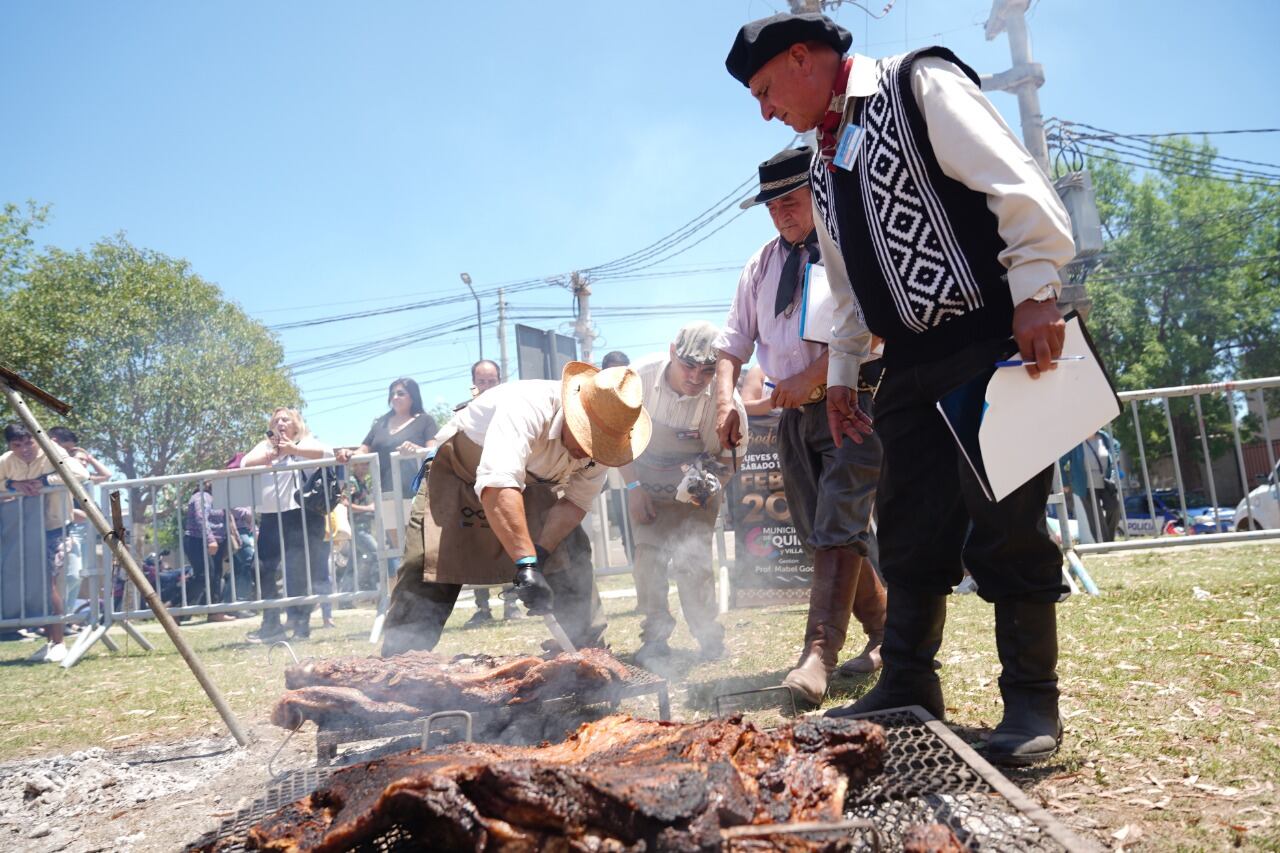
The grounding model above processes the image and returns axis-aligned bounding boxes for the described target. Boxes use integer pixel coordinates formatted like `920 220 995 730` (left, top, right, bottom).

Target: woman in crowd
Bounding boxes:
335 378 438 555
180 480 234 620
240 407 333 642
47 427 111 616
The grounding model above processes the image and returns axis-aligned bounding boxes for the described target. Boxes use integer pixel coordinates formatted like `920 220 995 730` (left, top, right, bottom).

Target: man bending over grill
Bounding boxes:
381 362 651 657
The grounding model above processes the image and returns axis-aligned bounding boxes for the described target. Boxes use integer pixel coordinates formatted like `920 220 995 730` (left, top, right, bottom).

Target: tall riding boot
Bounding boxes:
986 601 1062 765
828 584 947 720
838 561 887 674
781 549 858 705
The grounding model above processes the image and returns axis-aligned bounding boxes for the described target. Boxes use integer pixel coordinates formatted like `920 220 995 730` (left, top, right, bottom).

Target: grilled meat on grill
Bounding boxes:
231 714 886 853
901 823 965 852
272 648 634 729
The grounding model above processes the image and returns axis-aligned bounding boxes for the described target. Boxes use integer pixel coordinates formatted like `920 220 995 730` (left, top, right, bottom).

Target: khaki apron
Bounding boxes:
414 432 561 586
631 409 720 548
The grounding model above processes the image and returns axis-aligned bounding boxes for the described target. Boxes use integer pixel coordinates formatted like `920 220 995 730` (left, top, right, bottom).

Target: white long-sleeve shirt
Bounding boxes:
435 380 608 512
821 53 1075 388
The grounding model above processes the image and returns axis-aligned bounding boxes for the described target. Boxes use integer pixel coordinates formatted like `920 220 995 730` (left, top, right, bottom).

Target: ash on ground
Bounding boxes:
0 722 312 853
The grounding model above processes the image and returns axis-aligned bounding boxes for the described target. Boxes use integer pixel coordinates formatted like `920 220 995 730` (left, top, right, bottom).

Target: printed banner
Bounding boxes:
728 413 812 608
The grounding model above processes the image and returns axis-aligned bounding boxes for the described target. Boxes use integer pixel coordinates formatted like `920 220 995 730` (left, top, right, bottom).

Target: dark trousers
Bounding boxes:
258 509 330 628
777 389 882 559
1082 484 1120 543
875 340 1065 603
182 535 227 607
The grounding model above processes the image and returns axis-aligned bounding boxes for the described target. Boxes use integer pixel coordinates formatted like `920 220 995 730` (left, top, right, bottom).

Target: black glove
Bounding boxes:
511 546 554 614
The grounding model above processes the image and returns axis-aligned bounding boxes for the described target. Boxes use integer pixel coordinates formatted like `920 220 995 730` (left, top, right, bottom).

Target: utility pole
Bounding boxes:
570 271 596 365
980 0 1049 173
496 287 510 381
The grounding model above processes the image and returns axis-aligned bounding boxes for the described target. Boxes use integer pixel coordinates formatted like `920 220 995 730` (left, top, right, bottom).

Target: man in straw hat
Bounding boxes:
714 147 889 707
618 322 748 668
724 12 1075 764
381 362 651 656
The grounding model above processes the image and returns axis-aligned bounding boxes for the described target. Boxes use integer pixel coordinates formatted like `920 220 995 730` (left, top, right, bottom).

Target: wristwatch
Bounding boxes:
1028 284 1057 303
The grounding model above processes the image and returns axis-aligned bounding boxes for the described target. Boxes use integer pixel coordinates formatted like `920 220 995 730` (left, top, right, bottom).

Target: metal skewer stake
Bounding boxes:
0 367 251 747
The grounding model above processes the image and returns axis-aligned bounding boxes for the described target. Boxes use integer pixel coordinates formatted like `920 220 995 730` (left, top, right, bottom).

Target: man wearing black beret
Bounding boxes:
726 12 1077 766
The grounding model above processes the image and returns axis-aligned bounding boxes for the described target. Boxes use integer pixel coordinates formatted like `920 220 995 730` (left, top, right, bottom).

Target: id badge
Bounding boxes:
676 429 701 441
833 122 864 171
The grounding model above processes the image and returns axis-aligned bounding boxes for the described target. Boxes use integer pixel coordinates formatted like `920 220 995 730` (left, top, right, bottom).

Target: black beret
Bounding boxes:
725 12 853 86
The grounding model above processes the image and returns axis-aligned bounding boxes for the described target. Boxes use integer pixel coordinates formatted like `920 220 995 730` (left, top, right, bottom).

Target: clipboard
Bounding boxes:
797 263 834 344
936 313 1121 502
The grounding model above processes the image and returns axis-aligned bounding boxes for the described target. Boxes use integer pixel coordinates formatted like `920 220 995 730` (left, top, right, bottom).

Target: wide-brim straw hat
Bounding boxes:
561 361 652 468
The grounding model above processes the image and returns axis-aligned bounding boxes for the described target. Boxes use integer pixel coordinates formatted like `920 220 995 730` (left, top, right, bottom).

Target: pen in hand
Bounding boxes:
995 355 1086 368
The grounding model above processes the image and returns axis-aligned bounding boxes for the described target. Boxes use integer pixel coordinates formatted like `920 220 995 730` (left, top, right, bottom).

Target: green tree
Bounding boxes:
1080 138 1280 487
0 236 301 504
0 200 50 293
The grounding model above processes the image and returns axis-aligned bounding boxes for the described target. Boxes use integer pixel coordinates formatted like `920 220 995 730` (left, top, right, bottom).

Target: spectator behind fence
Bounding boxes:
601 351 630 370
336 377 437 500
241 407 333 643
1060 430 1122 543
0 423 89 662
454 360 524 626
48 426 111 617
223 453 259 606
180 480 236 622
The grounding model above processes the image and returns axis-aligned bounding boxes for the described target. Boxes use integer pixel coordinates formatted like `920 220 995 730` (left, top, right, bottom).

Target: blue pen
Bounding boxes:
763 380 776 389
995 355 1086 368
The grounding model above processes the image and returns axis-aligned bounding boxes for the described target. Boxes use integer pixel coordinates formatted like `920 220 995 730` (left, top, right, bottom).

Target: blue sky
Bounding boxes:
4 1 1278 445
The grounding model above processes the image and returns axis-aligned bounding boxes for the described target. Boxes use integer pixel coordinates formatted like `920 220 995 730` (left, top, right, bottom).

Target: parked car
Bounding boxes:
1122 489 1236 536
1234 461 1280 531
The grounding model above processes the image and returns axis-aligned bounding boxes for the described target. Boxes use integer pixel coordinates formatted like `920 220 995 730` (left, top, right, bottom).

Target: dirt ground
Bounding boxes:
0 721 318 853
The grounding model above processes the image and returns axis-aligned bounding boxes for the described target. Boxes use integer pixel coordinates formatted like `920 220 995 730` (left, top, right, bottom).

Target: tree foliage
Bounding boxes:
0 235 301 489
0 200 50 293
1080 139 1280 485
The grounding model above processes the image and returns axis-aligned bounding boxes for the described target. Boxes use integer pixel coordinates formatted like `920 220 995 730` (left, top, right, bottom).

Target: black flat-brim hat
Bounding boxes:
725 12 853 87
740 146 814 209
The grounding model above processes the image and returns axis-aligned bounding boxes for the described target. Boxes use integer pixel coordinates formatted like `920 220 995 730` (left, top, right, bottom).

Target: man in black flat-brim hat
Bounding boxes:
714 145 889 707
723 12 1078 767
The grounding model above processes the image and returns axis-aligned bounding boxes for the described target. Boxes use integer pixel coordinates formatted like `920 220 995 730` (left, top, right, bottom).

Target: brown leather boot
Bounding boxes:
839 560 887 675
782 549 859 705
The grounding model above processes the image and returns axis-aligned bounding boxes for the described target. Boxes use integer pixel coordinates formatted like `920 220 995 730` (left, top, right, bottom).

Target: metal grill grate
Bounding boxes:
188 706 1097 853
312 661 670 763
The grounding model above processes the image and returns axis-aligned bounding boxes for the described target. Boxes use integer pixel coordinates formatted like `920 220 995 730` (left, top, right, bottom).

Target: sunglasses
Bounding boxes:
677 357 716 377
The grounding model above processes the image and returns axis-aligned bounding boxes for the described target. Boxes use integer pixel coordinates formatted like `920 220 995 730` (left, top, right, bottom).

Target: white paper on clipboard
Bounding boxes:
797 264 834 344
977 316 1120 501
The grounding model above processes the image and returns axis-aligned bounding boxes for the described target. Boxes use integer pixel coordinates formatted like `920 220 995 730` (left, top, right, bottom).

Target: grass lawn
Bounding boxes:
1 542 1276 850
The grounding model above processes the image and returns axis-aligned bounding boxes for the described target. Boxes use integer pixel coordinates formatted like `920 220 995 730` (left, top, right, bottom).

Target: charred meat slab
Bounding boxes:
272 648 635 729
229 714 886 853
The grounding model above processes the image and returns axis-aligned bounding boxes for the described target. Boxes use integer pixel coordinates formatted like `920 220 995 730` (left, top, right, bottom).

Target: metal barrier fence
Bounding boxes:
1056 376 1280 559
97 453 400 654
0 482 92 636
8 377 1276 666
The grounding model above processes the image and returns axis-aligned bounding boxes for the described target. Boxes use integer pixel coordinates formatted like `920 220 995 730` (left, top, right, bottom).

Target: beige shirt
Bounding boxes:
435 380 609 512
632 354 746 458
0 445 90 530
820 54 1075 388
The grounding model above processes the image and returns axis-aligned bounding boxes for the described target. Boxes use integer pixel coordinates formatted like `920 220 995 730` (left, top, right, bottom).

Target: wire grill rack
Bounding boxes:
188 706 1098 852
311 661 670 763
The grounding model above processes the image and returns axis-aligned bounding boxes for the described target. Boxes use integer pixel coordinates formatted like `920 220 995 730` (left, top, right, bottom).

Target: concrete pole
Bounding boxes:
982 0 1050 173
497 287 510 382
571 272 595 364
1 379 252 746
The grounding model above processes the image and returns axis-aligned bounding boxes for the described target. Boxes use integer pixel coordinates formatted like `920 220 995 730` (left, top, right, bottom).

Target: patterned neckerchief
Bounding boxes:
816 56 855 164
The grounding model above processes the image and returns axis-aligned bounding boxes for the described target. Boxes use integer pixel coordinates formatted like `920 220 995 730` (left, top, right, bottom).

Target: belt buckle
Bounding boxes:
808 384 827 405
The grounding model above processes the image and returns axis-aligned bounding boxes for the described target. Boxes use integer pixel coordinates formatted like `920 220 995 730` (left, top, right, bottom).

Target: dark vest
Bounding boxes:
811 47 1013 369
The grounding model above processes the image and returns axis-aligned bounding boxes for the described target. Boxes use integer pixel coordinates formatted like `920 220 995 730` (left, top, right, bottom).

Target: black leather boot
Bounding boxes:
986 600 1062 766
826 585 947 720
